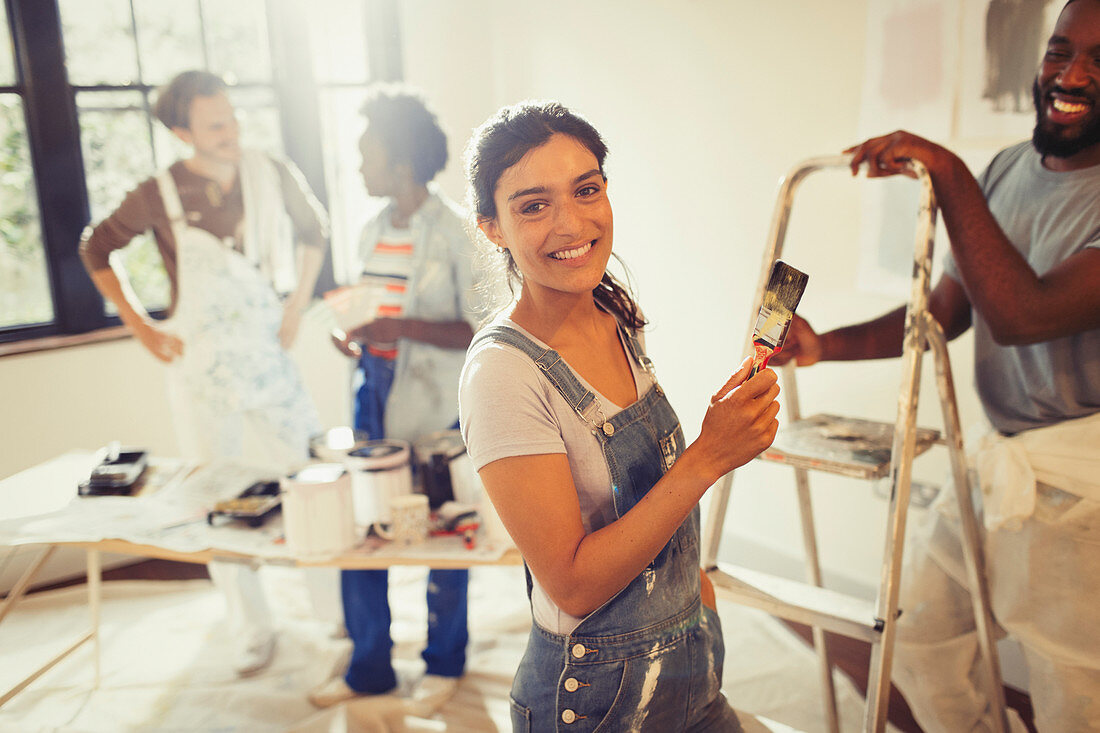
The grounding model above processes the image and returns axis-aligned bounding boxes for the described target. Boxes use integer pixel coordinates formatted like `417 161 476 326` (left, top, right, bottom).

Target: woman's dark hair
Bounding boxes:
153 70 227 130
464 100 645 331
361 83 448 185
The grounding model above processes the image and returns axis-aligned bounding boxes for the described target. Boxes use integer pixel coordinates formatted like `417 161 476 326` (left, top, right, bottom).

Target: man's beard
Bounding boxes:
1031 78 1100 158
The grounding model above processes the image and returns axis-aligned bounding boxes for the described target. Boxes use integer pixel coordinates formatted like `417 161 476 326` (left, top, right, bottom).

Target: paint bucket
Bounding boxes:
344 440 413 528
411 430 483 509
411 429 512 550
281 463 356 558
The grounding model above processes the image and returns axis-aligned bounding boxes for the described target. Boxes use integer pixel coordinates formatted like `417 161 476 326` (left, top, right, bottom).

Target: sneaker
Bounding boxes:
234 632 276 677
405 674 459 718
308 676 361 708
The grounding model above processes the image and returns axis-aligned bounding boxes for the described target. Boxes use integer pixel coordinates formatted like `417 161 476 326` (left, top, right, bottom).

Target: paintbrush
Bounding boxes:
748 260 809 377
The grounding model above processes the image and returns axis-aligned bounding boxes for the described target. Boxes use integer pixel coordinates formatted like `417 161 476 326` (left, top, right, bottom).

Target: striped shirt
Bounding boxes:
361 221 415 359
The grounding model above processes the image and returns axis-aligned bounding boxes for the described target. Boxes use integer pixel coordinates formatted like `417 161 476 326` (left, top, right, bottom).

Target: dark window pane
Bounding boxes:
202 0 272 84
77 90 170 313
133 0 205 87
0 5 15 86
0 97 52 329
59 0 141 86
310 0 370 84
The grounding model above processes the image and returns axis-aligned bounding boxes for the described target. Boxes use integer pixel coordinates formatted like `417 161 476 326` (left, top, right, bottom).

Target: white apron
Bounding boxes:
895 412 1100 732
157 162 319 465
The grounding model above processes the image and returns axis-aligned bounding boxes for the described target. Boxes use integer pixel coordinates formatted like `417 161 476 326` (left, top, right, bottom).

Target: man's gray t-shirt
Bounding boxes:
944 141 1100 435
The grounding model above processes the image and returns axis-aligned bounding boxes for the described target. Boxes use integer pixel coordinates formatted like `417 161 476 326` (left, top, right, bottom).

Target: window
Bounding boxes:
0 5 50 330
313 0 376 285
60 0 284 313
0 0 399 346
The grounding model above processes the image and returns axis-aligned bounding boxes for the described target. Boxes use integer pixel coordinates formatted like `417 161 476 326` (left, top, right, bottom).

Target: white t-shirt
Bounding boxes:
458 316 655 634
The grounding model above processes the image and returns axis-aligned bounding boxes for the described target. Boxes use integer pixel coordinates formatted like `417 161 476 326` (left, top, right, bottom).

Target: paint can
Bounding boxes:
412 430 483 509
411 429 512 549
281 463 356 558
344 439 413 528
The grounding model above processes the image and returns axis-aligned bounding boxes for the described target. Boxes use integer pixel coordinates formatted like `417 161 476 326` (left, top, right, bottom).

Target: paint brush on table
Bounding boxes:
748 260 809 377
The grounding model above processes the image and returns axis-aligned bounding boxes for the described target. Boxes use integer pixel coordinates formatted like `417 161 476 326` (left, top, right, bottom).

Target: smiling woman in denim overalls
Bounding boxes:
459 102 781 732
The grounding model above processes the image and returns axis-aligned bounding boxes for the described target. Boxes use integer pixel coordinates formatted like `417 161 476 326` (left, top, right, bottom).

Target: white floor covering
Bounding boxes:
0 565 896 732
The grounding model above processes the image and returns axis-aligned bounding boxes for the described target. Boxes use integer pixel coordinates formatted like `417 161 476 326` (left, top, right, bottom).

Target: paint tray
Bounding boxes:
207 480 282 528
759 413 941 480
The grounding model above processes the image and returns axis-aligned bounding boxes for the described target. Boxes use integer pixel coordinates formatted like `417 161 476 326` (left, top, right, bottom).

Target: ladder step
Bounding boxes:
759 413 941 479
707 562 882 643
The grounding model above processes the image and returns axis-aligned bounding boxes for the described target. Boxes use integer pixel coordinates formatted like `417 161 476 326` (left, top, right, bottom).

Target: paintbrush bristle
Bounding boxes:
761 260 809 315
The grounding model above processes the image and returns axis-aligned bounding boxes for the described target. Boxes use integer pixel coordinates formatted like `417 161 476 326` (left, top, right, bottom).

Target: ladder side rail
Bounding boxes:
744 155 853 362
784 364 841 733
923 313 1009 733
782 366 826 591
864 161 938 731
701 472 733 570
707 155 865 730
748 158 858 732
703 157 844 568
864 327 925 732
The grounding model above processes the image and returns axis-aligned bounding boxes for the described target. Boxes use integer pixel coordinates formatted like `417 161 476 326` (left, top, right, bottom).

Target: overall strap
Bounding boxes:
155 169 188 245
620 328 656 377
470 325 603 429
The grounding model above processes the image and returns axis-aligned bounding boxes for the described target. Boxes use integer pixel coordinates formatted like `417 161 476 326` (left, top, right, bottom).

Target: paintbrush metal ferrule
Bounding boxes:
748 260 809 377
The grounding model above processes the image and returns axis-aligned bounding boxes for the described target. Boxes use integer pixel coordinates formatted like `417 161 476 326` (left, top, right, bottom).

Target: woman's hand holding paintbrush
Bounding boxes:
682 356 781 482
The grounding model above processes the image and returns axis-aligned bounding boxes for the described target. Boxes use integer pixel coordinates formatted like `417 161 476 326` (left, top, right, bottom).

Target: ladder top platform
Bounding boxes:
759 413 942 480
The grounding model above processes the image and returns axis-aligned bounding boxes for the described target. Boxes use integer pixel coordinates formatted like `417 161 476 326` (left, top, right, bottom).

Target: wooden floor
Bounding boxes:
36 559 1037 732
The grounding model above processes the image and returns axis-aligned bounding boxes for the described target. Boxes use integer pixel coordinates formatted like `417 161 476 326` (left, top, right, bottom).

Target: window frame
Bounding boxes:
0 0 402 348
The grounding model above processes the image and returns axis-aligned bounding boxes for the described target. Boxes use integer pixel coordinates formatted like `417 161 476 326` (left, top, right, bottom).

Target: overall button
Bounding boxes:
601 422 615 436
571 643 586 658
562 709 577 724
564 677 580 692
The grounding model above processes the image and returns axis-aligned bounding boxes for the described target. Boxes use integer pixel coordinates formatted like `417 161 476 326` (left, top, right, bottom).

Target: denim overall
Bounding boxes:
472 325 741 733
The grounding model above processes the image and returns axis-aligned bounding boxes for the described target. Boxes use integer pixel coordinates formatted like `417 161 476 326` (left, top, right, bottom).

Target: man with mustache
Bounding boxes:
772 1 1100 729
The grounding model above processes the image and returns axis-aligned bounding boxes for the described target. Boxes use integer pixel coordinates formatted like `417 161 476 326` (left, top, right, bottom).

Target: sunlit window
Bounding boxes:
311 0 375 285
60 0 284 314
0 5 51 330
0 0 395 346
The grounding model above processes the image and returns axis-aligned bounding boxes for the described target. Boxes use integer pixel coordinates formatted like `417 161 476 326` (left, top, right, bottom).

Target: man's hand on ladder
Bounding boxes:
768 315 822 367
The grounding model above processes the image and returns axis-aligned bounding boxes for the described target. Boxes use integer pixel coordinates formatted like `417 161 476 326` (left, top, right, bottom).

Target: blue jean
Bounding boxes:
343 350 469 692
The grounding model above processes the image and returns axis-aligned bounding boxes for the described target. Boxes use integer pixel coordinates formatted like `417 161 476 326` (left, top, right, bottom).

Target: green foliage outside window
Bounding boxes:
0 97 51 329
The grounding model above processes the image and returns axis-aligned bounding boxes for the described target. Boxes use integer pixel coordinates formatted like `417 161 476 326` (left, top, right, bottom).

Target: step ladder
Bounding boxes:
702 155 1008 732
